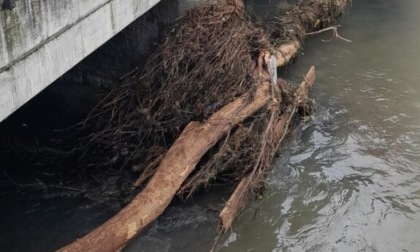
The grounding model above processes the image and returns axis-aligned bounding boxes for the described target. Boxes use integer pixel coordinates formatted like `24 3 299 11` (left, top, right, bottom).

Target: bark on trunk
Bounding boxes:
58 81 273 252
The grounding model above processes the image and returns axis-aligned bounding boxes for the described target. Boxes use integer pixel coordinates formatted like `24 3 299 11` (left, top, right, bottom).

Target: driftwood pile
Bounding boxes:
57 0 351 251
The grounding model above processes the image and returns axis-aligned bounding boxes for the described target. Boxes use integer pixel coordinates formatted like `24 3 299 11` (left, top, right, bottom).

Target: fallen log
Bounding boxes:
58 62 313 252
57 0 350 250
216 0 352 231
219 66 315 231
58 79 273 252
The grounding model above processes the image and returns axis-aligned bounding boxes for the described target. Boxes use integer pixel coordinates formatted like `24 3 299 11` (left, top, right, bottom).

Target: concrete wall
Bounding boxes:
0 0 161 122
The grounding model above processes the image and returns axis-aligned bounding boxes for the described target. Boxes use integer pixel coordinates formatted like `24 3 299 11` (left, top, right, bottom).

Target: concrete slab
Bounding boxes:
0 0 161 122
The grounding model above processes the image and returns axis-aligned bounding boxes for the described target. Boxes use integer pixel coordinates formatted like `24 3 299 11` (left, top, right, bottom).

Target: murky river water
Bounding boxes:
2 0 420 251
213 0 420 251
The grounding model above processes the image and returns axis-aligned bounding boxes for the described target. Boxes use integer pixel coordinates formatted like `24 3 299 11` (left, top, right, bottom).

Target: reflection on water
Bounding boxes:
219 0 420 251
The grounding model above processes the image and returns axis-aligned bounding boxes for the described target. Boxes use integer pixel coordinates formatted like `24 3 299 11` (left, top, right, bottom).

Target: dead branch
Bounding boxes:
58 79 273 252
306 25 352 43
219 66 316 232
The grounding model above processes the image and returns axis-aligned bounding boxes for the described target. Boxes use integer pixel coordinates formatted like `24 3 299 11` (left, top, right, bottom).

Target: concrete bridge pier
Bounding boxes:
0 0 205 123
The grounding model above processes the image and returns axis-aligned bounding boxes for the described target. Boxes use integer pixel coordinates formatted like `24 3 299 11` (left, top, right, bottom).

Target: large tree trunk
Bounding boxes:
59 80 273 252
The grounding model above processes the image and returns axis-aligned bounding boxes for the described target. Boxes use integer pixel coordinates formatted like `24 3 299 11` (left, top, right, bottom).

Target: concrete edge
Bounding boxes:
0 0 160 122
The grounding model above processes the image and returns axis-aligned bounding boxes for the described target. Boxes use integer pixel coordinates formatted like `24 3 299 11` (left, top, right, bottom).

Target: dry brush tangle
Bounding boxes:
57 0 351 251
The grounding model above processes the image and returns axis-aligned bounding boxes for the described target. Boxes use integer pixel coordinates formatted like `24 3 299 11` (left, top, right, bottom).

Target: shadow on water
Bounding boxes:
2 0 420 251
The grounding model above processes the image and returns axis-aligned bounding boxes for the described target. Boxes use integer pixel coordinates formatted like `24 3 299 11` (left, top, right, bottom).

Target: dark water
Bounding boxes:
2 0 420 251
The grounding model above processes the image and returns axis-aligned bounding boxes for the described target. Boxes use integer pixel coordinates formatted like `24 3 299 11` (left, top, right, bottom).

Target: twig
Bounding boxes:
2 168 84 193
119 67 139 80
274 105 296 151
306 25 352 43
209 229 223 252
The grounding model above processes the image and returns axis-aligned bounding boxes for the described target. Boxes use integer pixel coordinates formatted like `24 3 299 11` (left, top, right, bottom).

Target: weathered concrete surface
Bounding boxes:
0 0 161 122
